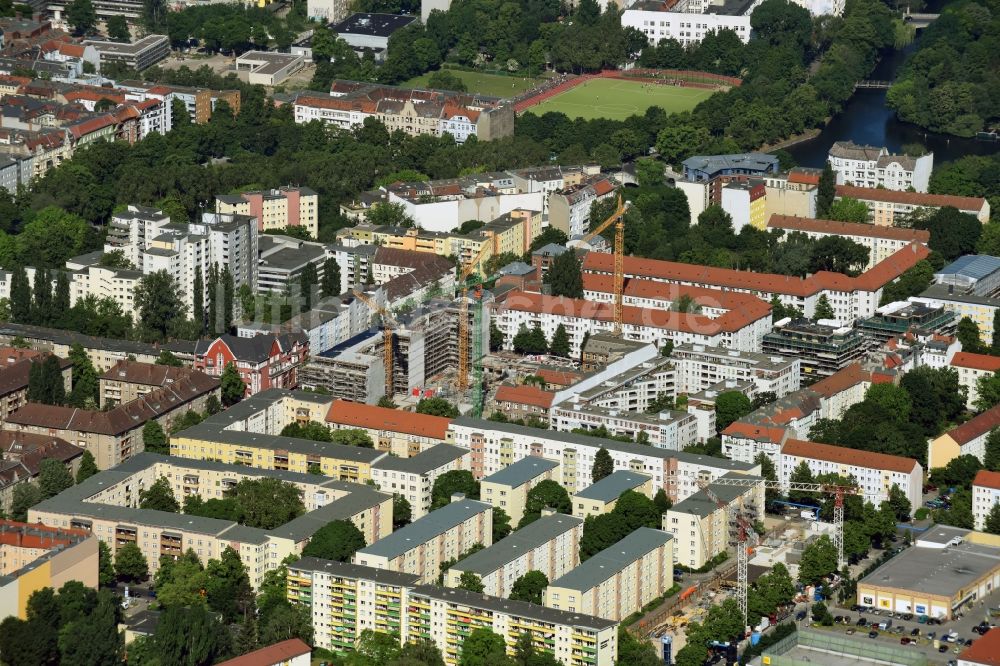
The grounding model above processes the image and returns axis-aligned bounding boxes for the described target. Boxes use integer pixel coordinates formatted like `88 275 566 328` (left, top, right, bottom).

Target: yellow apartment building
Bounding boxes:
480 456 560 527
572 471 652 519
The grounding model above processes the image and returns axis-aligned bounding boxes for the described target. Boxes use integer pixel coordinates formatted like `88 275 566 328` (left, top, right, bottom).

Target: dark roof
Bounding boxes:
0 353 71 397
194 333 307 363
330 12 416 37
99 360 200 386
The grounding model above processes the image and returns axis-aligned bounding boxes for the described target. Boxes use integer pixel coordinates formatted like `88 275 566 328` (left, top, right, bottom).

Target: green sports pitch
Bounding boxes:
403 70 540 98
525 78 715 120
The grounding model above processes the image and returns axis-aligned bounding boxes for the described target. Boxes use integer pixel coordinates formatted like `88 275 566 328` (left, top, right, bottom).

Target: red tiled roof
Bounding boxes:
215 639 311 666
973 470 1000 491
67 114 116 139
767 215 930 243
582 244 928 298
944 404 1000 445
788 168 821 185
783 439 918 474
534 368 582 387
958 627 1000 666
495 384 554 409
836 185 988 212
950 352 1000 373
326 399 450 440
722 422 788 443
808 363 872 398
500 290 769 336
57 43 85 57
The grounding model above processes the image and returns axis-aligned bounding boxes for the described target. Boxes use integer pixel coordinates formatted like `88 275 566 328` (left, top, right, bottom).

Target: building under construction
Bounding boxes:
299 297 489 404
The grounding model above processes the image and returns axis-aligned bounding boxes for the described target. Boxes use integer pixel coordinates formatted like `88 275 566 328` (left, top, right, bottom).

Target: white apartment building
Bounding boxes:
779 439 922 515
664 473 764 569
544 528 673 622
828 142 933 193
767 215 931 271
972 470 1000 531
671 343 800 398
444 512 583 597
547 175 617 237
371 444 470 520
622 0 764 47
550 403 699 451
215 186 319 239
446 417 760 503
836 185 991 226
510 165 601 216
353 498 493 583
950 352 1000 410
66 263 142 319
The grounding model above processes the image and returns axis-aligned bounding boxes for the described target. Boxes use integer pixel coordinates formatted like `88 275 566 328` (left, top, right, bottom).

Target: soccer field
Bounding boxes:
525 78 716 120
403 70 540 98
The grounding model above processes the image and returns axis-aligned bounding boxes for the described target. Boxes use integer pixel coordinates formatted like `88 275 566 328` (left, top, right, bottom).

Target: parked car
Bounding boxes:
899 638 910 645
902 613 913 621
846 628 856 635
856 618 868 627
911 628 920 636
939 645 949 653
796 611 807 621
869 631 879 639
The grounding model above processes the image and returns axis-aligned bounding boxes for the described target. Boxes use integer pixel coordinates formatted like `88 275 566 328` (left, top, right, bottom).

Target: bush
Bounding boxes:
915 507 929 520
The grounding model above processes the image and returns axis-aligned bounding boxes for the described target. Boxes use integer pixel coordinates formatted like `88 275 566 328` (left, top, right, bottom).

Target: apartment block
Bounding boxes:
767 215 931 271
572 471 652 519
664 473 763 569
835 185 990 226
325 399 450 457
0 348 72 421
353 498 493 583
720 180 767 232
671 343 800 398
547 175 617 237
287 557 421 652
972 470 1000 532
828 141 933 192
623 0 762 47
950 352 1000 410
544 527 673 622
445 511 583 597
856 301 956 346
935 255 1000 298
169 389 388 484
447 417 759 503
28 453 392 588
82 35 170 71
193 333 308 397
371 444 470 519
98 360 209 408
118 80 241 125
480 456 560 526
0 431 83 515
779 439 921 516
584 243 930 322
550 404 698 452
929 404 1000 470
0 521 97 620
916 284 1000 347
762 318 867 380
406 585 617 666
215 187 318 238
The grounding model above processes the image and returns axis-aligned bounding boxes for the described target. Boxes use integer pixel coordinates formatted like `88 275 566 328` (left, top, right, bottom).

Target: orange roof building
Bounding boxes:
930 402 1000 469
326 399 450 457
836 184 990 224
973 470 1000 531
958 628 1000 666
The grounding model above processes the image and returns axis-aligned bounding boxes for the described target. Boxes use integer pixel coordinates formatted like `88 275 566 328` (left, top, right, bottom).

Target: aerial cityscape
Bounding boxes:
0 0 997 663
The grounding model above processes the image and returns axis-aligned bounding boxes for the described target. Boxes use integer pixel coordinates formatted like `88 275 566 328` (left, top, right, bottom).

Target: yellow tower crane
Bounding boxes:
581 195 629 335
457 241 495 401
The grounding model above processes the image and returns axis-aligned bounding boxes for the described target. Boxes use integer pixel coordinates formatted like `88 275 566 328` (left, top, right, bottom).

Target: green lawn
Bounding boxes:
403 69 540 98
525 78 715 120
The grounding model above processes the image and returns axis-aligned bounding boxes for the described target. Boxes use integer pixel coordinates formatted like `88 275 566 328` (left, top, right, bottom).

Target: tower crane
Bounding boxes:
695 476 860 628
351 290 396 401
580 195 629 335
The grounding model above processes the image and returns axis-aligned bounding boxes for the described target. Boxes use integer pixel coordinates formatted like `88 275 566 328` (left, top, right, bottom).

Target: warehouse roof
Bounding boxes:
859 537 1000 600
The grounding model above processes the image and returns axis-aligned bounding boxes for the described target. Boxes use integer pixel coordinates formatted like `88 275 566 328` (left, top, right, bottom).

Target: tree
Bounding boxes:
985 429 1000 472
985 502 1000 535
10 483 41 521
321 257 340 298
493 506 512 542
510 570 548 604
912 207 982 262
512 323 548 355
220 362 246 406
788 460 815 505
155 350 183 367
9 267 30 323
204 547 252 622
460 627 511 666
97 540 116 587
519 479 572 527
332 428 374 447
28 356 66 405
715 391 751 432
490 322 505 352
393 495 412 529
192 267 204 333
143 420 169 454
134 270 184 342
154 604 233 666
67 343 99 408
280 420 332 442
139 477 180 512
976 372 1000 412
592 447 614 483
813 294 834 321
549 324 571 358
817 162 836 218
302 519 366 561
38 459 74 499
887 484 912 522
228 478 305 529
930 454 983 489
114 543 148 582
547 251 583 298
798 535 837 584
827 197 869 223
653 488 672 514
299 261 319 311
205 395 221 415
431 470 479 509
958 317 982 354
106 14 129 41
58 589 123 666
66 0 96 34
864 383 912 423
457 571 485 593
416 396 459 417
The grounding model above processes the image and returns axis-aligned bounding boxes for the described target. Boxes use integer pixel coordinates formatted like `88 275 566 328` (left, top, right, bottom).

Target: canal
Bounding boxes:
785 22 1000 167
